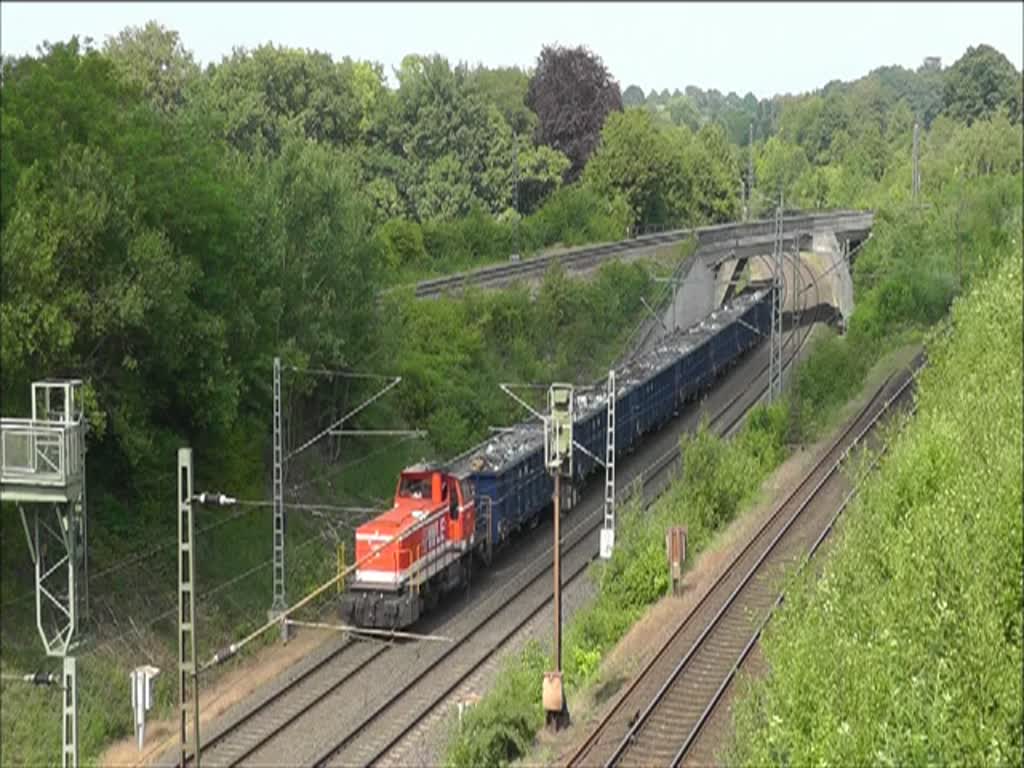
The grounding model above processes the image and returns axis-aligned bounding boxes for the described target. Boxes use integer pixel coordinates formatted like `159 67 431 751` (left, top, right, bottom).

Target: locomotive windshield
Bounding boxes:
399 476 430 499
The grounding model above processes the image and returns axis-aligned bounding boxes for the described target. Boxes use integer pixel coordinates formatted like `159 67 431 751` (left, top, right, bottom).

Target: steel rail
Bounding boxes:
412 211 872 298
670 383 920 767
597 362 920 768
176 310 800 768
565 259 825 768
179 264 819 768
179 641 386 767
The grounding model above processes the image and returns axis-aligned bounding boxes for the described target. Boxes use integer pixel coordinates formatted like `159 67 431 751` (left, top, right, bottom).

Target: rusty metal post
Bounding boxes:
553 473 561 672
543 472 570 730
666 526 688 596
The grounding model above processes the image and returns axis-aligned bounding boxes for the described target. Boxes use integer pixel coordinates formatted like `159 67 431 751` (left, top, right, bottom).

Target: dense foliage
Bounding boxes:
442 43 1022 766
730 235 1022 767
0 29 748 525
624 47 1021 214
377 261 653 457
584 110 741 227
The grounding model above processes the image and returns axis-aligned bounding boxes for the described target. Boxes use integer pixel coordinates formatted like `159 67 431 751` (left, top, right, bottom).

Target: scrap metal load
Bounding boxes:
341 283 775 629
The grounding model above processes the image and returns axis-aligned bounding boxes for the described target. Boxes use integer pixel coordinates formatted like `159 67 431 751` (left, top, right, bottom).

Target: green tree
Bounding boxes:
950 113 1024 178
193 43 363 154
667 95 702 132
943 44 1020 125
387 54 516 218
0 38 255 477
755 136 810 203
103 21 200 113
622 84 646 108
468 65 537 136
514 142 571 215
584 109 681 226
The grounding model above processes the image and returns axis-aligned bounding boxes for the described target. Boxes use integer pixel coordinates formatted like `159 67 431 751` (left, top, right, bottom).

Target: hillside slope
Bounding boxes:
730 243 1022 765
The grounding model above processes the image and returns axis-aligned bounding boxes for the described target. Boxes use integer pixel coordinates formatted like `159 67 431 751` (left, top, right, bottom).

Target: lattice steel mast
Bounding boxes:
600 371 616 559
270 357 286 632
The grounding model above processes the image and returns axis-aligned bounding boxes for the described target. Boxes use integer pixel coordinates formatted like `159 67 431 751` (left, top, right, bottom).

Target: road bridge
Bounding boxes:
410 210 873 300
613 211 870 361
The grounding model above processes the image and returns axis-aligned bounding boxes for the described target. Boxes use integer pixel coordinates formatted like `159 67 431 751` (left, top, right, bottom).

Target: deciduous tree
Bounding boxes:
943 44 1020 125
526 44 622 181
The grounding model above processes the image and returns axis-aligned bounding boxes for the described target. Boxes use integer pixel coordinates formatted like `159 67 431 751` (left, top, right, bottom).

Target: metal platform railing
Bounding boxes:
1 418 83 490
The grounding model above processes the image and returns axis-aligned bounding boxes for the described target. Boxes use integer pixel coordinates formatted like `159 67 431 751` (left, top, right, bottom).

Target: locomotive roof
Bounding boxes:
447 286 770 477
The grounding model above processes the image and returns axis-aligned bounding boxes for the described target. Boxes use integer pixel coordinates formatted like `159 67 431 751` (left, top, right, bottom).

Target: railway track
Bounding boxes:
175 252 821 768
566 357 922 768
315 344 789 768
412 210 872 299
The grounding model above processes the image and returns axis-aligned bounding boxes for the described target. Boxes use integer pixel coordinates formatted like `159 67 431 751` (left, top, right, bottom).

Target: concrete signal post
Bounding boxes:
543 383 574 731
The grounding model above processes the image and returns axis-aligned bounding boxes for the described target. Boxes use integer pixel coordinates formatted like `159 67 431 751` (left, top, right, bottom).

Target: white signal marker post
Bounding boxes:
600 370 616 560
543 384 574 731
131 665 160 751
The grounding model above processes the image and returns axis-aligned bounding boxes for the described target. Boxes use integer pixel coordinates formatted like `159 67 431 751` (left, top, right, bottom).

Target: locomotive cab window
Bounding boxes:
400 477 430 499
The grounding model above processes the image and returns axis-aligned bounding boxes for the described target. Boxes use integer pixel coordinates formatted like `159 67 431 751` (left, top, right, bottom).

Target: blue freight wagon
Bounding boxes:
447 284 775 561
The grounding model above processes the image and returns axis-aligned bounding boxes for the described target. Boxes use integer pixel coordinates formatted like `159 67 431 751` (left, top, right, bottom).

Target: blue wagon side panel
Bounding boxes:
471 444 551 548
459 286 775 558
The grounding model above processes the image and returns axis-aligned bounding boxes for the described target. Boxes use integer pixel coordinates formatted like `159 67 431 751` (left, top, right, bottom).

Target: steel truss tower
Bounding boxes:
600 371 616 559
270 357 286 629
1 380 88 767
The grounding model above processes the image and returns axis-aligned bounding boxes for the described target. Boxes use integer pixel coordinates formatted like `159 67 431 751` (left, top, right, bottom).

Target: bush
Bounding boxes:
377 260 653 457
422 218 472 270
791 331 870 436
444 404 793 765
446 642 548 768
375 217 428 273
523 184 631 248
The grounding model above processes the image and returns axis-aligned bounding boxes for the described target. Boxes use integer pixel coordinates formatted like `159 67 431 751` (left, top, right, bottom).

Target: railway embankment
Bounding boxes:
727 246 1022 765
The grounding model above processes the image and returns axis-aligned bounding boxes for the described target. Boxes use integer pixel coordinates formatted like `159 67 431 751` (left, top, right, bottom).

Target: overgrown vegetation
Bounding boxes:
0 258 655 765
378 260 654 456
791 171 1022 438
443 91 1022 768
729 229 1022 767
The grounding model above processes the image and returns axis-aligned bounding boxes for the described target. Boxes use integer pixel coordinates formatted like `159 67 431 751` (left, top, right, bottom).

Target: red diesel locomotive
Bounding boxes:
339 465 477 628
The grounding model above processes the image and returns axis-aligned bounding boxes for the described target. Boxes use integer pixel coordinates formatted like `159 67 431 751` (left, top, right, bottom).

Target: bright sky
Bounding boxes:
1 2 1021 97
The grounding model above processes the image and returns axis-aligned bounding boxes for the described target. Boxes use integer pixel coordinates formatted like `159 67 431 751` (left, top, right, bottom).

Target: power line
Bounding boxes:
286 365 399 381
82 528 333 660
